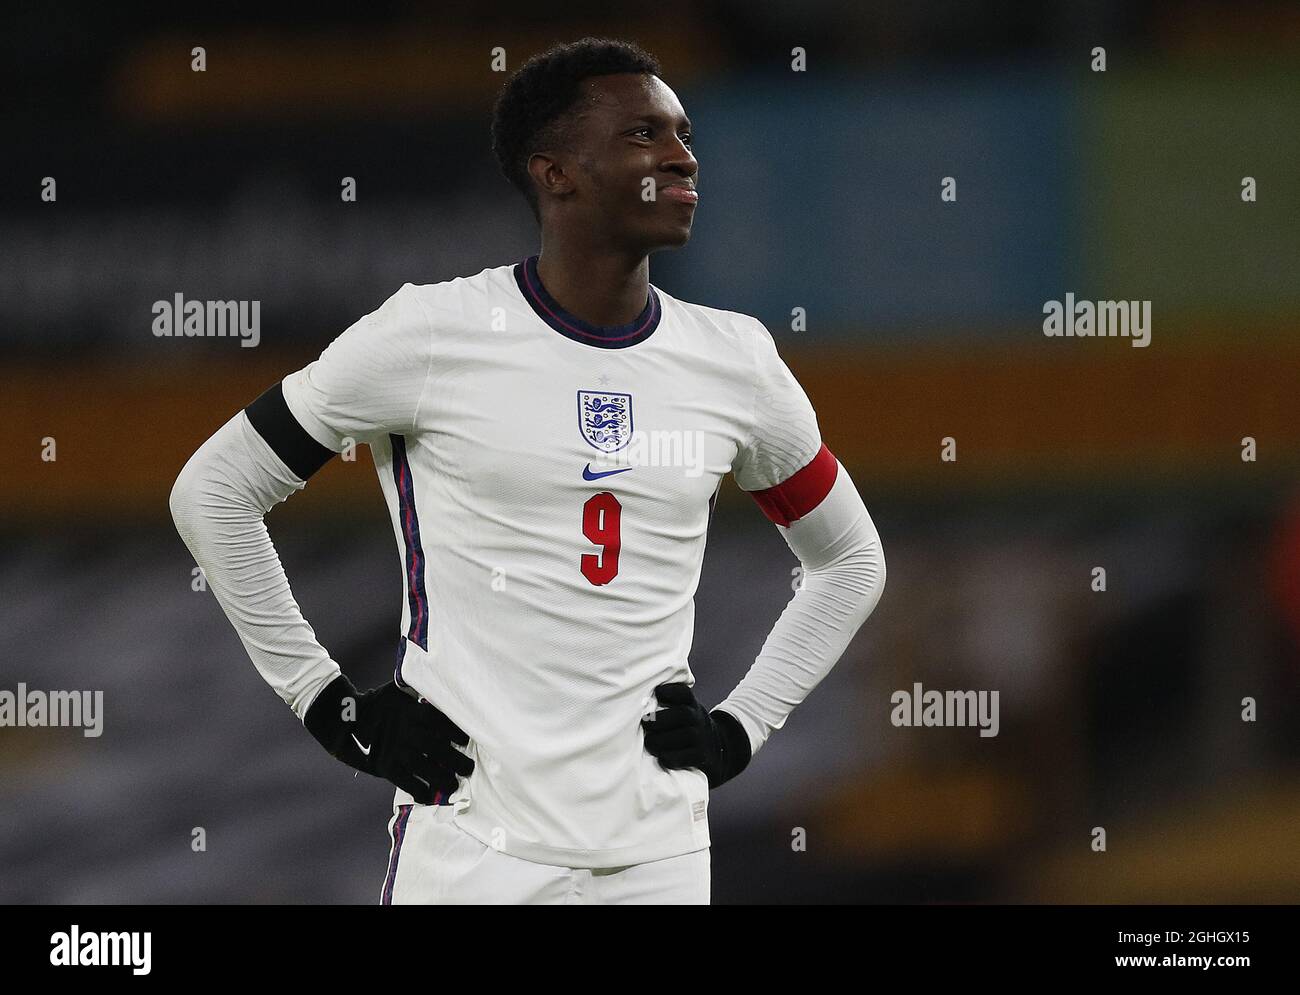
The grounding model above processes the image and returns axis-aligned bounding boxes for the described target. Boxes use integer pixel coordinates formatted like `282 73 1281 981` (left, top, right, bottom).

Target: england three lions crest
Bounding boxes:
578 390 633 453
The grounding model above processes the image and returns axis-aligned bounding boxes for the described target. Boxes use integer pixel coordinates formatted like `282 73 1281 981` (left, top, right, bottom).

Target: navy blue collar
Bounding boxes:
513 255 661 349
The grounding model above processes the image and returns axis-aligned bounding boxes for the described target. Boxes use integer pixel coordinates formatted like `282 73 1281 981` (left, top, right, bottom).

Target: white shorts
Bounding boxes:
380 798 711 905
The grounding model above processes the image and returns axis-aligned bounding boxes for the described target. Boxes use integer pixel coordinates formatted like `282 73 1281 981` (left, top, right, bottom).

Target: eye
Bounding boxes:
627 126 693 149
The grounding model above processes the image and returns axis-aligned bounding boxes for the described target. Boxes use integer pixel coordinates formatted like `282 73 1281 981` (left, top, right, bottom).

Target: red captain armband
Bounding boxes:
748 444 839 527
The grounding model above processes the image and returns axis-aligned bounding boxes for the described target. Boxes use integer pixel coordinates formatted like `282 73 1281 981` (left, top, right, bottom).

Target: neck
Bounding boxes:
535 233 650 327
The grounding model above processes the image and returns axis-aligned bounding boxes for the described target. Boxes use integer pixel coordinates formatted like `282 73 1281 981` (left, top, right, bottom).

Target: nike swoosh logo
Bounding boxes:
583 464 633 480
351 733 372 756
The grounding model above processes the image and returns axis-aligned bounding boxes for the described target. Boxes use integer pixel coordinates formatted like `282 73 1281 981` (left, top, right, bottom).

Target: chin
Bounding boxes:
649 225 694 251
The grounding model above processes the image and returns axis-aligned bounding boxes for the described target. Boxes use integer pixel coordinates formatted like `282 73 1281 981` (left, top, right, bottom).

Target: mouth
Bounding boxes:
659 183 698 205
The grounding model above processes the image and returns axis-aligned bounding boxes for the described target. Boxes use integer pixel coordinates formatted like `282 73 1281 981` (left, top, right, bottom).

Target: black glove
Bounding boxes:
304 674 473 805
641 682 752 789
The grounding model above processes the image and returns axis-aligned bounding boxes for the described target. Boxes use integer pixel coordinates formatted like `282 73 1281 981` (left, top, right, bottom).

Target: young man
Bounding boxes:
170 38 885 905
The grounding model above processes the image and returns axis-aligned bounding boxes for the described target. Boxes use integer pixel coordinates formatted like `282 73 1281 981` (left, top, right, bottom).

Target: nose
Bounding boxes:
662 137 697 179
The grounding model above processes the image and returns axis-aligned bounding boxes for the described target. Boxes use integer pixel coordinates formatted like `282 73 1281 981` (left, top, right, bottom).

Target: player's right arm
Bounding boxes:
168 284 471 804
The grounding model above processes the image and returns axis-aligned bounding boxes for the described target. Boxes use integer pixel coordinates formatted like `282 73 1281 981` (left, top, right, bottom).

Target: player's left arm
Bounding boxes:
643 323 885 788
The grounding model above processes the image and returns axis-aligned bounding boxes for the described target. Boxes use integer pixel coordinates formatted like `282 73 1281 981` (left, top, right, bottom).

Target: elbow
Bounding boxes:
872 538 886 608
860 534 886 617
837 530 884 620
804 531 886 621
168 457 199 532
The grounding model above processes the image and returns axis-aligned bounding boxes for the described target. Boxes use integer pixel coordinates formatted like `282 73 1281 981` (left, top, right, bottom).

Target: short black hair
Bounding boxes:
491 37 662 222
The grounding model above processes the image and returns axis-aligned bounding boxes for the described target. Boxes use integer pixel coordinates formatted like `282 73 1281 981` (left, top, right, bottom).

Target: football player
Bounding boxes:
170 37 885 904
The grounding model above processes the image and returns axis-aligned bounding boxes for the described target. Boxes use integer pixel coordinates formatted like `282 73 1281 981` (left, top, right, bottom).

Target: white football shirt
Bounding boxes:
281 257 826 867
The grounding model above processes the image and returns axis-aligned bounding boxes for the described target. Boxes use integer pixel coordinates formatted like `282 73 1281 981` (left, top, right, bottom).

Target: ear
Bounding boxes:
526 151 575 203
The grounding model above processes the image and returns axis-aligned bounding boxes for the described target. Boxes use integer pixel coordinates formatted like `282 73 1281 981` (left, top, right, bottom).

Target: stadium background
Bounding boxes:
2 0 1299 903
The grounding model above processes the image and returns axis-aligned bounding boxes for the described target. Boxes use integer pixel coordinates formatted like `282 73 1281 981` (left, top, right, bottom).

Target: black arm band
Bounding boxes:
244 381 336 480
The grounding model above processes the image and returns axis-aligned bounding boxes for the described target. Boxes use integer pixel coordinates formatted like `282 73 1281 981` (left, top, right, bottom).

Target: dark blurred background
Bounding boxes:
2 0 1299 903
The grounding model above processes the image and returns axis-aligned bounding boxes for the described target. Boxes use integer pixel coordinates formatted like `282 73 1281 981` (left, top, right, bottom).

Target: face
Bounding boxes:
532 73 699 252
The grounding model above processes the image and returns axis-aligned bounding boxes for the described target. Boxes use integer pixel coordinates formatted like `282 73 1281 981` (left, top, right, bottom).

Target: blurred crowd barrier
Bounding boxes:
4 62 1297 348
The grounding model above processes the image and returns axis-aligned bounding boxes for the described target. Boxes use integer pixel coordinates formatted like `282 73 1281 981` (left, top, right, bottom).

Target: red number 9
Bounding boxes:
581 492 622 585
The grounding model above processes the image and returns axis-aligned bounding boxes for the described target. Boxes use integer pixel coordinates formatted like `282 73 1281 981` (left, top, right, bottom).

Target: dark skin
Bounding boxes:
526 73 698 327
